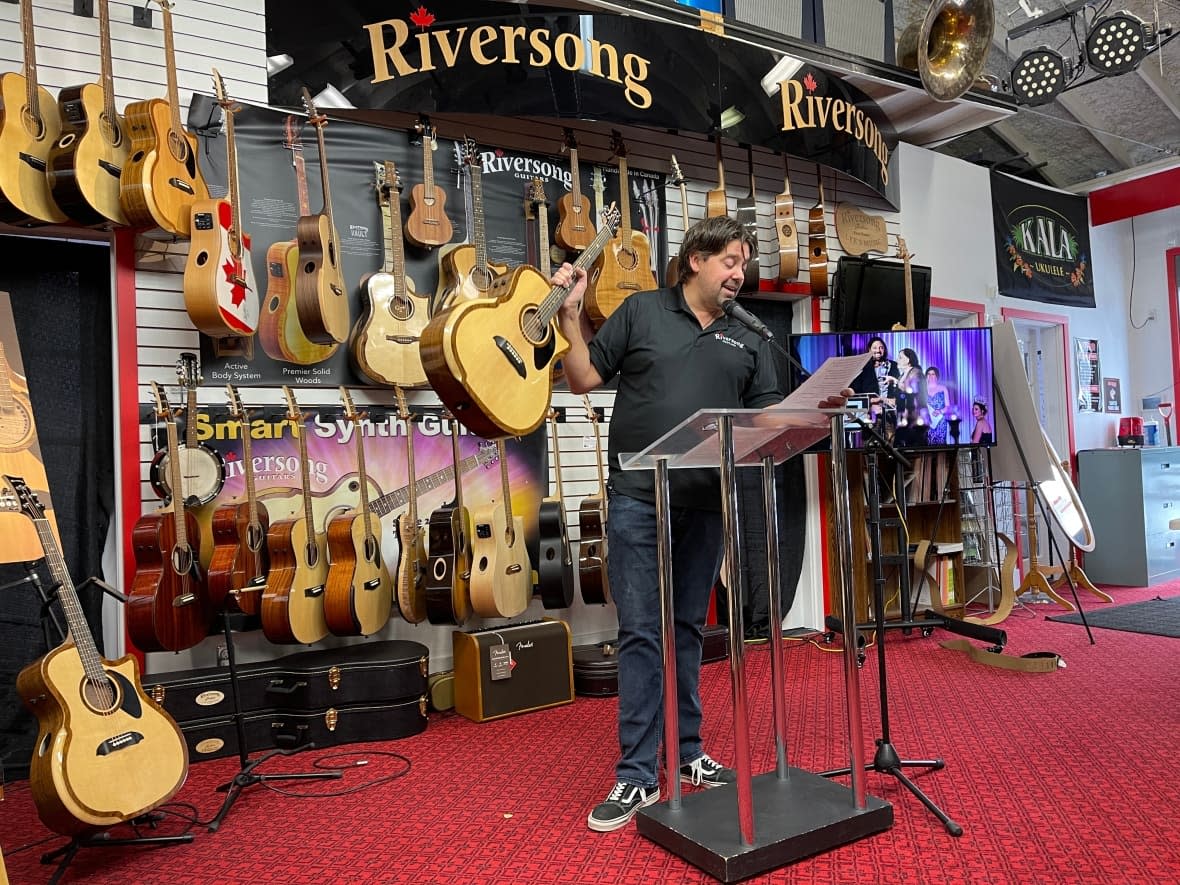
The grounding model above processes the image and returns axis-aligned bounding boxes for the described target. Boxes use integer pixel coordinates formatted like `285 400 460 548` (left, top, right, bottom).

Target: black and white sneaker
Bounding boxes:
587 781 660 832
679 753 736 788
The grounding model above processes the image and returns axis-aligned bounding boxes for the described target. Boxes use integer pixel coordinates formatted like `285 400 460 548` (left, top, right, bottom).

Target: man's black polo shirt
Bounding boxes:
587 287 783 511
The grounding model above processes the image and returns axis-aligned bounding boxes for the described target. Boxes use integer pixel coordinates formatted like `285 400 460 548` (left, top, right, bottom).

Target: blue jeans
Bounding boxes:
607 491 724 788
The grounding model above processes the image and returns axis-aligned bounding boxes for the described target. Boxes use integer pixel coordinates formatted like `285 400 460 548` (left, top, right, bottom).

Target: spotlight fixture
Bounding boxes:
1009 46 1069 106
1085 11 1153 75
760 54 804 97
719 105 745 129
312 84 355 110
266 53 294 78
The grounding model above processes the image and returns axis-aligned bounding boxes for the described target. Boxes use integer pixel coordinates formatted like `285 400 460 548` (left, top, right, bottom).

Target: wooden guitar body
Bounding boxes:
324 510 392 637
536 499 575 609
49 82 128 226
206 500 270 615
421 265 571 439
260 517 329 645
120 98 208 236
468 503 531 619
577 497 610 604
294 213 350 344
586 232 655 328
436 243 509 309
424 503 472 626
127 508 211 653
555 192 595 252
0 73 67 224
405 182 453 247
16 644 188 835
260 240 340 364
352 271 430 387
184 198 260 337
774 192 799 281
393 510 428 624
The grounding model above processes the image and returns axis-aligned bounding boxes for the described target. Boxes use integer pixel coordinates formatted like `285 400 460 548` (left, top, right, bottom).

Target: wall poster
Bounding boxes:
1075 337 1101 413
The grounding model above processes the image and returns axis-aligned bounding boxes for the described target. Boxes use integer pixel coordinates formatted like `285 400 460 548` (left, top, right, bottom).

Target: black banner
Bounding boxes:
195 100 665 387
992 170 1095 308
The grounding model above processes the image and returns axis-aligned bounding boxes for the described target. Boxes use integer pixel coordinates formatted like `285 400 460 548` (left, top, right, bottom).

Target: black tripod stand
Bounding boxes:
206 611 339 832
820 444 964 837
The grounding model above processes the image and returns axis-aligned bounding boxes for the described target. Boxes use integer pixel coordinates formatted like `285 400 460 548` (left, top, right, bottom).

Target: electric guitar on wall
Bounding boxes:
0 0 67 225
585 132 656 328
774 155 799 282
120 0 210 236
324 388 393 637
436 138 508 310
403 114 454 249
554 128 596 252
664 154 689 285
392 386 428 624
351 160 430 388
48 0 128 227
294 89 350 345
6 475 189 836
205 385 269 615
420 205 621 439
260 387 330 645
127 382 213 653
578 395 610 605
469 438 532 619
259 115 339 365
424 415 474 626
149 353 225 506
536 407 575 610
183 70 259 339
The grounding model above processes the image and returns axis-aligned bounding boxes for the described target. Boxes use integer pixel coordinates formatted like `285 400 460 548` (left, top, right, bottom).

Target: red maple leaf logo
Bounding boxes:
495 148 504 157
222 259 248 307
225 451 239 463
409 5 435 29
803 72 818 94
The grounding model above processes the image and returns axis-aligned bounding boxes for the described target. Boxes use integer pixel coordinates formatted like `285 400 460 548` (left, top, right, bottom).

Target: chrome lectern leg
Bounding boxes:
761 454 789 780
654 456 681 811
718 415 755 847
830 413 868 809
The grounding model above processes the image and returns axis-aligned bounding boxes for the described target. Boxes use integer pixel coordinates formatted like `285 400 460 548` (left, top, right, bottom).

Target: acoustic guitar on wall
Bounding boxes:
423 415 474 626
391 386 428 624
808 170 829 299
0 0 67 225
120 0 210 236
705 136 727 219
774 155 799 283
578 395 609 605
403 114 454 249
7 475 189 836
436 138 508 311
48 0 128 227
536 407 575 610
469 438 532 619
664 154 688 285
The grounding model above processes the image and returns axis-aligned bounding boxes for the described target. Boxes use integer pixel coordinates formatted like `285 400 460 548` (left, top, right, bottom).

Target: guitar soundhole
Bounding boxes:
617 247 640 272
521 307 550 347
432 558 448 581
57 133 76 150
813 247 824 259
478 556 489 572
38 732 51 757
101 112 123 148
545 547 557 562
81 675 121 715
267 295 281 312
168 129 188 164
303 260 318 275
132 150 145 163
781 224 794 240
305 542 320 568
20 106 45 140
390 296 413 322
472 267 494 291
246 523 266 551
365 536 380 563
171 545 194 576
195 250 209 267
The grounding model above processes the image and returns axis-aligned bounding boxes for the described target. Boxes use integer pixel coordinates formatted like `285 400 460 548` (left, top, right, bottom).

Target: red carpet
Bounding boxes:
4 582 1180 884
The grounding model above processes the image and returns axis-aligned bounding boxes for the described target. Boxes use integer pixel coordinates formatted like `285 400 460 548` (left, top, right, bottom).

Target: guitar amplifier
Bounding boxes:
453 619 573 722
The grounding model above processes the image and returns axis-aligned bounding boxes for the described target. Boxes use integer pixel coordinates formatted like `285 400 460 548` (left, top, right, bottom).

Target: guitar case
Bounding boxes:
573 626 729 698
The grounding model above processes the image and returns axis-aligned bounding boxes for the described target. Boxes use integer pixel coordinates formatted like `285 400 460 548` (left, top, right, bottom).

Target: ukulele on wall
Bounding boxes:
469 438 532 619
120 0 210 236
127 382 213 653
294 88 350 345
258 115 339 365
404 114 454 249
391 386 428 624
554 128 596 252
536 407 576 610
206 384 269 615
578 395 610 605
808 170 829 299
324 388 393 637
183 70 259 339
352 160 430 388
148 353 225 506
48 0 128 227
774 156 799 282
586 131 656 329
891 236 916 331
6 475 189 836
0 0 67 225
664 154 688 285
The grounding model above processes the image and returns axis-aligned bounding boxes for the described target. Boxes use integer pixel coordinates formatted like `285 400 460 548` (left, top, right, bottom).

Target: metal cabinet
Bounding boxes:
1077 447 1180 586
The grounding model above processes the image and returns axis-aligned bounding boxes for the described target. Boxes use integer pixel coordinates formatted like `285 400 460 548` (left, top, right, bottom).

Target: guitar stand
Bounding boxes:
206 612 339 833
41 813 195 885
820 446 964 837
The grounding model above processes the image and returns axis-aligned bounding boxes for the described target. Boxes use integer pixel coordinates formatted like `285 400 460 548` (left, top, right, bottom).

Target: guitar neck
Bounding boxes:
536 200 551 278
97 0 117 121
422 131 436 192
592 170 605 218
679 181 689 231
617 157 633 240
535 216 617 328
353 421 374 538
903 254 915 327
369 451 482 518
548 413 566 502
159 4 185 137
569 147 583 206
471 164 489 274
185 387 198 449
497 439 515 545
450 423 465 513
0 345 14 413
224 106 243 259
18 0 42 119
165 416 189 548
314 124 334 228
403 414 419 526
238 414 261 529
297 419 314 529
287 120 311 217
387 183 407 290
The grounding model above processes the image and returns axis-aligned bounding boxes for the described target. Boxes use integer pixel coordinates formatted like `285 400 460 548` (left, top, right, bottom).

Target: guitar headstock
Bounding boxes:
225 384 246 422
592 166 605 191
582 394 599 425
339 386 365 425
211 68 236 113
300 88 326 129
669 154 685 187
281 385 303 425
600 202 622 238
283 115 302 152
374 161 401 205
151 0 174 13
150 381 173 422
609 130 627 159
477 441 500 469
176 353 201 390
1 475 38 519
528 177 547 208
415 114 435 143
895 235 913 263
394 385 411 422
561 128 578 154
461 137 479 167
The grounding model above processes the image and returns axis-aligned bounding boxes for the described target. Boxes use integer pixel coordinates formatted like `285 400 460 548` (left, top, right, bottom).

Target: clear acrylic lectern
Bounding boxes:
620 407 892 882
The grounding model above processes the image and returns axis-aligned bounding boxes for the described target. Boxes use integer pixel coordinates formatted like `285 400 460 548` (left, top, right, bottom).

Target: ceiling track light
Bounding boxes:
1009 46 1071 106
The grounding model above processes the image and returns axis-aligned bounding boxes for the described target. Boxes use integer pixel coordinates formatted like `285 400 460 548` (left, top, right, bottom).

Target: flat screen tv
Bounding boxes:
790 327 996 450
833 255 933 332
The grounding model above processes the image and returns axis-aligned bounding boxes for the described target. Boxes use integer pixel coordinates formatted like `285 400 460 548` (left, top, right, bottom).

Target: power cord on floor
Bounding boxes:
260 750 412 798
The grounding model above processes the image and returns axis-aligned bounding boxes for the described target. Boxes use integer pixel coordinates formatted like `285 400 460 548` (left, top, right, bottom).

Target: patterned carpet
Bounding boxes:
1047 594 1180 637
3 581 1179 884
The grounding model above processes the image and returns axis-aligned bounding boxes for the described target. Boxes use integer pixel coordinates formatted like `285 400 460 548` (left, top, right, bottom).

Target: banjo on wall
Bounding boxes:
149 353 225 506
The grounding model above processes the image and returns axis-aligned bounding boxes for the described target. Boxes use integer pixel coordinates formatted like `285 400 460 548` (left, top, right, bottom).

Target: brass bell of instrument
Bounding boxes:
897 0 995 102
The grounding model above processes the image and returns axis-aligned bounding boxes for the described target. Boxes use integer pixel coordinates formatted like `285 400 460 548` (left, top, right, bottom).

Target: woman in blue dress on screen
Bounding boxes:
924 366 951 445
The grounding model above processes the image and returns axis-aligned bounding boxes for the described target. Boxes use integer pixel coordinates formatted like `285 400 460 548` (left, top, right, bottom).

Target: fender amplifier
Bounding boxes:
453 619 574 722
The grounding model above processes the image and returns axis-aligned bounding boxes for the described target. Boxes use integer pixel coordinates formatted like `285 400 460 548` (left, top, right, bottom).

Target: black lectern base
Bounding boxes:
636 767 893 882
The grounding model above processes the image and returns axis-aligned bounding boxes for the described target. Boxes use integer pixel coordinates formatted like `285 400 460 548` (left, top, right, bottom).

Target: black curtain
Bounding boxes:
0 237 114 782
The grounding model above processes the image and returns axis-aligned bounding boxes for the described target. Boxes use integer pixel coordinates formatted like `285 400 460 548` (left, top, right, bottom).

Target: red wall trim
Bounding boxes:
1089 166 1180 226
1000 306 1077 470
1169 248 1180 416
930 297 986 325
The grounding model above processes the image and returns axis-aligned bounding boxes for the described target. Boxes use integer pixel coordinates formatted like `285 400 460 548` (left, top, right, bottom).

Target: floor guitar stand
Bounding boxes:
206 611 339 832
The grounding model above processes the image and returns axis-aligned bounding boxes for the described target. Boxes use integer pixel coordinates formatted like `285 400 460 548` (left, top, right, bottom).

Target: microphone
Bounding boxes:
722 298 774 341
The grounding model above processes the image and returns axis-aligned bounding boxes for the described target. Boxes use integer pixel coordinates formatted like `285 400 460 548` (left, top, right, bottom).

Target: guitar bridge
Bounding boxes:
173 593 196 607
305 585 325 598
167 177 196 195
494 336 527 379
19 152 47 172
96 731 144 756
